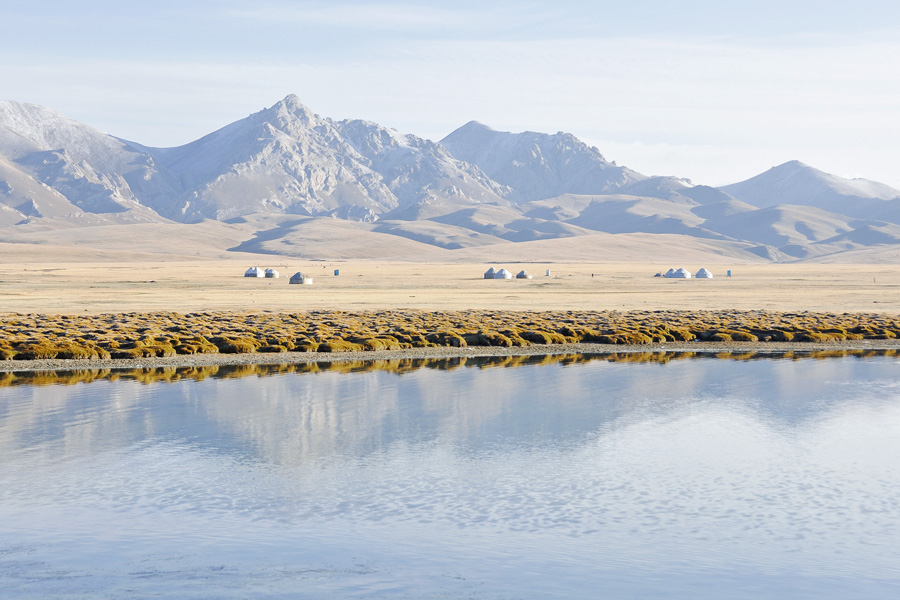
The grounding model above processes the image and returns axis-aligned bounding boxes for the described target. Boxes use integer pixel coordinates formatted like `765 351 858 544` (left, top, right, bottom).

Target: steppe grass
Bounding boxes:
1 309 899 362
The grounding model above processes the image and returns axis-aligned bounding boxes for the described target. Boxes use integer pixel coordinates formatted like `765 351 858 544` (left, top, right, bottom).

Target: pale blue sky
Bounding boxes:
2 1 898 187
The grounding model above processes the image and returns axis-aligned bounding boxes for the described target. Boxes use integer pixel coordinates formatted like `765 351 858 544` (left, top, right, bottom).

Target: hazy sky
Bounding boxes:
2 1 898 187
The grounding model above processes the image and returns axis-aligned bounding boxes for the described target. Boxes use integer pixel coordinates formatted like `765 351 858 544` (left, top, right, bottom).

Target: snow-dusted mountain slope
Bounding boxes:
620 176 736 206
132 95 509 221
0 154 85 225
440 121 644 202
701 204 856 258
0 101 167 217
719 160 900 216
0 96 509 223
4 95 900 262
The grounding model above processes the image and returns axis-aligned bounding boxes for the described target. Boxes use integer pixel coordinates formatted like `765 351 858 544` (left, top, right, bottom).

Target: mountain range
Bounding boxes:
2 94 899 263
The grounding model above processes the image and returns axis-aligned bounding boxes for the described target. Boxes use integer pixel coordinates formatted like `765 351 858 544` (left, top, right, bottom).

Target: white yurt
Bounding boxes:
516 270 533 279
289 272 313 285
484 267 497 279
672 267 692 279
695 268 713 279
664 268 676 278
244 266 264 277
494 268 514 279
264 268 279 279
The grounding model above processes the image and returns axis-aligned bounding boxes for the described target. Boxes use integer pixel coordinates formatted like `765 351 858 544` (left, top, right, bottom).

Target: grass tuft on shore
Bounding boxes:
2 309 900 362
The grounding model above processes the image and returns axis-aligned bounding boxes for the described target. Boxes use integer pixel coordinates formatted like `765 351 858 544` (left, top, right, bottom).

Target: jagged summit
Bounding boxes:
265 94 320 127
279 93 305 108
107 95 507 221
441 121 644 202
3 95 900 262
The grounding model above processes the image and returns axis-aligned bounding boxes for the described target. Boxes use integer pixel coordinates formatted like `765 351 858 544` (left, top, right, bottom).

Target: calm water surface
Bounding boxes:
1 354 899 598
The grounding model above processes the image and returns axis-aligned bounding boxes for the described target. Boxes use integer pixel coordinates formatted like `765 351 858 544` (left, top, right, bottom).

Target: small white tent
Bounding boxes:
484 267 497 279
516 270 533 279
672 267 692 279
289 272 313 285
664 268 676 278
494 268 513 279
244 266 264 277
695 268 713 279
265 268 280 279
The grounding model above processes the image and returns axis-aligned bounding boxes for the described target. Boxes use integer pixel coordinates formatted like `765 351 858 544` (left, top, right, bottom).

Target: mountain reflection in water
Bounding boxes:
1 351 899 599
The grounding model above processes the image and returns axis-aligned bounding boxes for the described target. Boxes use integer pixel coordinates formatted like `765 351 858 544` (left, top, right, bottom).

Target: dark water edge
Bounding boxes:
2 348 899 388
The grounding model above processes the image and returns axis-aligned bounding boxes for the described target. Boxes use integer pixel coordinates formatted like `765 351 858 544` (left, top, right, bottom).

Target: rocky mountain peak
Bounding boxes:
4 95 900 264
267 94 319 127
441 122 643 202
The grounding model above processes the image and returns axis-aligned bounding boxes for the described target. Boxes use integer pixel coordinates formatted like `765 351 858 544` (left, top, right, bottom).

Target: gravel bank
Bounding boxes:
4 339 900 374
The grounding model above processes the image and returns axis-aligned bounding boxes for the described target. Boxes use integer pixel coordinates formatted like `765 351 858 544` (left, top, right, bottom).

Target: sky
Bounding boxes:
1 0 899 188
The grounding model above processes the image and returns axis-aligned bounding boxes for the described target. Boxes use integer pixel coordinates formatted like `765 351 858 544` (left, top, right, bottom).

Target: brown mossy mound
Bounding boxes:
426 331 468 348
704 332 734 343
866 329 897 340
55 343 109 360
727 330 759 342
520 330 567 345
795 331 845 343
667 327 696 342
499 330 531 347
318 339 366 353
698 329 758 342
463 330 514 347
209 336 260 354
174 337 220 355
556 326 586 343
356 336 404 351
13 340 61 360
140 341 178 357
293 338 321 352
109 347 150 359
391 331 431 347
257 344 289 353
609 331 654 345
263 336 296 350
3 309 900 362
756 329 795 342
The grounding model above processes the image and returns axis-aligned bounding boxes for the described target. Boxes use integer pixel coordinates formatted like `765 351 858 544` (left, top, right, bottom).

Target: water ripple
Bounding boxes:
2 355 900 598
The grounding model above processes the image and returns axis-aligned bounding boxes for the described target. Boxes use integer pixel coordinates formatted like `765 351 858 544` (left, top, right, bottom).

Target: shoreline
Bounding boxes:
4 339 900 374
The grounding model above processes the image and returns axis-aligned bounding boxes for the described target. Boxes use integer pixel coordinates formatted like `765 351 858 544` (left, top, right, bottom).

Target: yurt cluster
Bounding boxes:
484 267 533 280
658 267 714 279
244 266 313 285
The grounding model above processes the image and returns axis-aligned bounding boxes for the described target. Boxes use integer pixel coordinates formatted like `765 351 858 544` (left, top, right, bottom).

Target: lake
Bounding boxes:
2 351 899 598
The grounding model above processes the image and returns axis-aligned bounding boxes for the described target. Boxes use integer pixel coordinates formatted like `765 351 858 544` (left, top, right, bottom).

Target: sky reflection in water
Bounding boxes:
1 352 899 598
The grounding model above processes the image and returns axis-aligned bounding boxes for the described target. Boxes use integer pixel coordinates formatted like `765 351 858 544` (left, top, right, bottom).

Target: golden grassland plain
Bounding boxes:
2 251 900 365
2 258 900 314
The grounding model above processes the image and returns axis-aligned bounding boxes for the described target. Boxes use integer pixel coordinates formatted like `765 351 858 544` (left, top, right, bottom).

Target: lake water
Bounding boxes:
2 352 899 599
